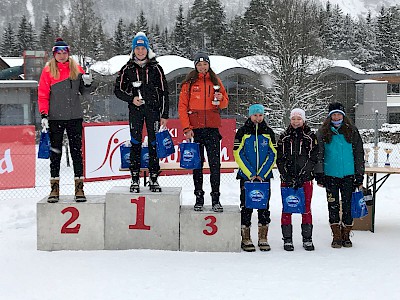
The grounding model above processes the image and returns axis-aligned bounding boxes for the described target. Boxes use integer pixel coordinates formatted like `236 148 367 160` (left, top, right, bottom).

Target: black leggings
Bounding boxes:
193 128 222 193
129 107 160 174
49 119 83 178
325 175 354 226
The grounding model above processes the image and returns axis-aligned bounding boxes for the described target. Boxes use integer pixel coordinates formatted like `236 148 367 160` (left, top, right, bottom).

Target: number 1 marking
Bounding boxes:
129 196 151 230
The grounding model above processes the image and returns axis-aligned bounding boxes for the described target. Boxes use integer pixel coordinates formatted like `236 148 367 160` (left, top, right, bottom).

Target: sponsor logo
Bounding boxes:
249 190 265 202
286 195 301 207
183 149 194 162
163 137 172 149
0 149 14 174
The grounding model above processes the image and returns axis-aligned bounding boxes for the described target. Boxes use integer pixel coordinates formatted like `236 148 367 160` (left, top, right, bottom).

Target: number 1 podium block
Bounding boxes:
37 196 105 251
105 186 181 251
179 205 241 252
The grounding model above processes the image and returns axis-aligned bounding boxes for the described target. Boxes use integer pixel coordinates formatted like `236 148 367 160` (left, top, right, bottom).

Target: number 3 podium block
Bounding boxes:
37 196 105 251
179 205 241 252
105 186 181 251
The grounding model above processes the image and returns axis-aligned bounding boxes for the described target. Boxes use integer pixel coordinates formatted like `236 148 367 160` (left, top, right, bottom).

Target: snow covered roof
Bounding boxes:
0 57 24 67
356 79 388 84
329 60 365 74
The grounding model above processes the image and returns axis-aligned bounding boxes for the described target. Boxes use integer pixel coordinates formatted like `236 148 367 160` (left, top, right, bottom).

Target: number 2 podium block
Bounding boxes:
179 205 241 252
37 196 105 251
105 186 181 251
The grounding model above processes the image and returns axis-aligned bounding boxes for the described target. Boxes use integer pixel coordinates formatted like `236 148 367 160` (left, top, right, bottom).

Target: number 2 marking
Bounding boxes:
129 196 151 230
203 215 218 235
61 207 81 234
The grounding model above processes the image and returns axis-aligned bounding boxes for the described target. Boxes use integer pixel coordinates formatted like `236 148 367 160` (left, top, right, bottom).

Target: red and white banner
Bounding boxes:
83 119 236 181
0 125 36 190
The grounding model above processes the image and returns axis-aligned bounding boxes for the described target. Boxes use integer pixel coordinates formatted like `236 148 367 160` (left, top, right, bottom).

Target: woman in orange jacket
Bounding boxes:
178 52 229 212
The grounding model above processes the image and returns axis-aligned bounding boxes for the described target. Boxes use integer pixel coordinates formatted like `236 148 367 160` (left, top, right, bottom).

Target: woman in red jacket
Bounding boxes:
178 52 229 212
38 38 92 203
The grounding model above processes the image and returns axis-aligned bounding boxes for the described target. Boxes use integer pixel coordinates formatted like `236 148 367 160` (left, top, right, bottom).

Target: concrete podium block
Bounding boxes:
37 196 105 251
179 205 241 252
105 186 181 250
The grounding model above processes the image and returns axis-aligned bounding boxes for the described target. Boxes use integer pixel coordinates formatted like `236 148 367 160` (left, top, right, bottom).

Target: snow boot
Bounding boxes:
74 177 86 202
149 171 162 192
194 190 205 211
341 224 353 248
258 224 271 251
241 226 256 252
130 170 140 193
211 191 223 212
47 177 60 203
330 223 342 248
282 224 294 251
301 224 315 251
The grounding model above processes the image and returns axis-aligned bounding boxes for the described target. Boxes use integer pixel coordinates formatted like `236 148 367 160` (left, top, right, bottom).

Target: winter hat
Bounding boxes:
52 37 69 52
290 108 306 121
193 52 210 66
132 32 149 50
248 104 265 116
328 102 346 117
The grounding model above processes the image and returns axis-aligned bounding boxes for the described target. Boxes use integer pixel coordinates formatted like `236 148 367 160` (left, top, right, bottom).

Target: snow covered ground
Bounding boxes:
1 168 400 300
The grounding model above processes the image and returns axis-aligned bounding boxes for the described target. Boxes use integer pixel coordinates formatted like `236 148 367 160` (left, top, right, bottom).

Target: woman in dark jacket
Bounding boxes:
315 102 364 248
114 32 169 193
277 108 318 251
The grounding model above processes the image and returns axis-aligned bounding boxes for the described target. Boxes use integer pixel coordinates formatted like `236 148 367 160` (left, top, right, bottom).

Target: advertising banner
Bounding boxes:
0 125 36 190
83 119 236 181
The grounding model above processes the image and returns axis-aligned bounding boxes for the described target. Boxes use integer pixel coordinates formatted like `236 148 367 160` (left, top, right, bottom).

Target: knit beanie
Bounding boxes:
132 32 149 50
193 52 210 66
52 38 69 52
328 102 346 117
248 104 265 116
290 108 306 121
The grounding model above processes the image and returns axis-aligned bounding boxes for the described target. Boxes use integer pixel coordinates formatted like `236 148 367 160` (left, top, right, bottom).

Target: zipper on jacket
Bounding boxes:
204 75 207 127
256 123 259 175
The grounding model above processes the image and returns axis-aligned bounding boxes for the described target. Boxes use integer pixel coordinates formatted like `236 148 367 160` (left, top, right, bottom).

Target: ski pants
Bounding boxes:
240 177 271 227
192 128 222 194
281 181 313 225
49 119 83 178
324 175 354 226
129 106 160 174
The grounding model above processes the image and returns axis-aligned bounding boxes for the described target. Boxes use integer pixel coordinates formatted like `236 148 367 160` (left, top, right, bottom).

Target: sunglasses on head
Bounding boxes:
52 46 70 53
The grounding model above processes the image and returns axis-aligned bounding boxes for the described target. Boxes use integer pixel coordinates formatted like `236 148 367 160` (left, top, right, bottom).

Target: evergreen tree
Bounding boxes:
219 16 248 58
136 11 149 34
0 23 18 56
203 0 226 54
172 4 190 58
93 22 108 61
113 18 130 55
187 0 207 55
16 15 37 54
39 15 54 52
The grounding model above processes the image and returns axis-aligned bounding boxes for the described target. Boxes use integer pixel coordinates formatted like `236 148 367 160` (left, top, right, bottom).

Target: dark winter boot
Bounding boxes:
258 224 271 251
330 223 342 248
241 226 256 252
282 224 294 251
149 171 162 192
301 224 315 251
341 224 353 248
130 170 140 193
211 191 223 212
74 177 87 202
194 190 205 211
48 177 60 203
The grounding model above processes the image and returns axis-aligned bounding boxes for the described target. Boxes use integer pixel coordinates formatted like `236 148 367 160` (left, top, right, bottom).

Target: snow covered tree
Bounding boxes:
16 15 37 54
112 18 130 55
172 4 191 58
39 15 54 53
219 15 249 58
203 0 226 54
136 11 149 34
187 0 207 55
260 0 331 127
0 23 18 56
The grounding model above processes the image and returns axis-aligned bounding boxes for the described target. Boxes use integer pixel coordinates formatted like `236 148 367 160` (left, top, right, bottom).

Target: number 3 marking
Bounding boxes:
203 215 218 235
61 207 81 234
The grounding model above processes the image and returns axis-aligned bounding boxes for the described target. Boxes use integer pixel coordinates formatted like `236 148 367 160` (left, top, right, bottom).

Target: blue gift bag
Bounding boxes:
244 181 270 209
351 190 369 218
281 187 306 214
179 142 201 169
156 128 174 158
38 130 51 159
120 144 149 168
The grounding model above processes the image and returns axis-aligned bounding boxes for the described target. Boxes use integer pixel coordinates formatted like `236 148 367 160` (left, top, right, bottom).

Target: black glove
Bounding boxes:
315 173 325 187
354 174 364 188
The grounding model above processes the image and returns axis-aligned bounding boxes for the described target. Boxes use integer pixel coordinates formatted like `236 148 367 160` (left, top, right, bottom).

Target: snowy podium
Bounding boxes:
179 205 241 252
104 186 181 250
37 196 105 251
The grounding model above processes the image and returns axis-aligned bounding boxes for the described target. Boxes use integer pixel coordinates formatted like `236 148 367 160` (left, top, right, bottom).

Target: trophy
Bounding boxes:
384 148 393 167
212 85 220 106
132 81 144 105
373 146 379 167
364 147 371 167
